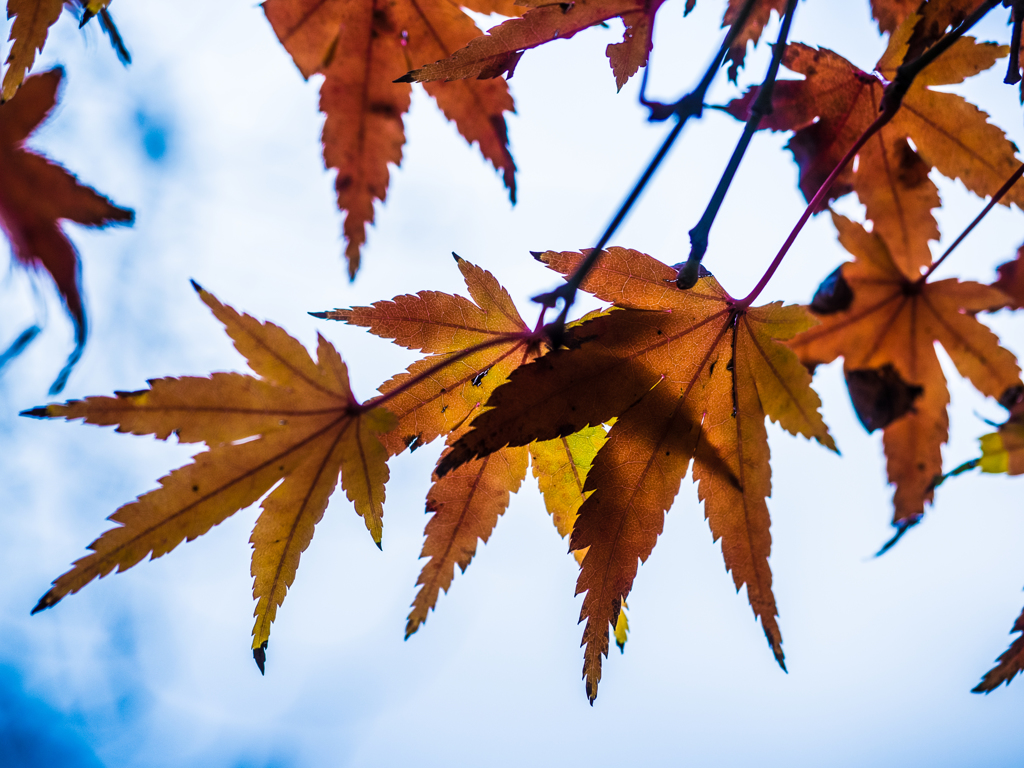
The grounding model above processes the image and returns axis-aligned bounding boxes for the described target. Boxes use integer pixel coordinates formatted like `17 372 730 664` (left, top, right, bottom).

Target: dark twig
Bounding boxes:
677 0 799 289
739 0 1002 308
533 0 762 344
921 163 1024 281
1005 0 1023 87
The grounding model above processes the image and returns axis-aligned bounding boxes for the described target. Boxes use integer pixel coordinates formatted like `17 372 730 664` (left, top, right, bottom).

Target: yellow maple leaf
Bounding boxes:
24 283 395 672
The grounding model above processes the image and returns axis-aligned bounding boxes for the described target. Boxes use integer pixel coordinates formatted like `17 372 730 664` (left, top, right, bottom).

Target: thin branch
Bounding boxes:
737 0 1002 308
921 162 1024 281
1005 0 1023 87
677 0 799 289
533 0 762 344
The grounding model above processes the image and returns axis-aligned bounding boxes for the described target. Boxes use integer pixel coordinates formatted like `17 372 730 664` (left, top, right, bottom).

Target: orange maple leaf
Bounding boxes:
789 212 1021 532
401 0 797 89
262 0 518 277
0 68 133 392
318 257 616 640
24 283 395 673
400 0 664 91
973 601 1024 693
405 422 609 638
316 255 540 457
439 247 835 701
728 14 1022 279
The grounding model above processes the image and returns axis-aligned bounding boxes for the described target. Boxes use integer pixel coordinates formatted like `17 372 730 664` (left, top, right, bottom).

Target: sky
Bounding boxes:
1 1 1023 766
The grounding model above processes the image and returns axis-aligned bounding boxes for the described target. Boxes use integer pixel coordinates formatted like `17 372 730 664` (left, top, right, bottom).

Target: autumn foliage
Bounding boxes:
6 0 1024 703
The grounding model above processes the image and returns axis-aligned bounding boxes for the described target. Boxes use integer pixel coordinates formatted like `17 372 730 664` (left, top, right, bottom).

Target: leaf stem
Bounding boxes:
737 0 1002 308
677 0 799 289
533 0 763 343
920 162 1024 282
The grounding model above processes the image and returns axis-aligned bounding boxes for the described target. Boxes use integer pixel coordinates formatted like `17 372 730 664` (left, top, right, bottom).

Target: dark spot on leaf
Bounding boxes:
472 368 490 387
894 139 929 187
845 365 923 432
192 485 198 492
811 266 854 314
405 434 423 451
999 384 1024 410
368 101 399 117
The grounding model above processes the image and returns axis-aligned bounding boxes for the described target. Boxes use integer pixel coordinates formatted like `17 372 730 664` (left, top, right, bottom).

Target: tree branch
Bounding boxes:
737 0 1002 308
676 0 799 289
532 0 763 344
921 162 1024 281
1005 0 1023 90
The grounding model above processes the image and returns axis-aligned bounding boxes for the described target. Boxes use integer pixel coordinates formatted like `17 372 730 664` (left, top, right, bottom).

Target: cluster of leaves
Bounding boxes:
6 0 1024 702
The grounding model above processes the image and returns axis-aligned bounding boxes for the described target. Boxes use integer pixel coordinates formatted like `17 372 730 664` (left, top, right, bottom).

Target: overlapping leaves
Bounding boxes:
728 11 1024 279
440 247 834 701
791 213 1020 530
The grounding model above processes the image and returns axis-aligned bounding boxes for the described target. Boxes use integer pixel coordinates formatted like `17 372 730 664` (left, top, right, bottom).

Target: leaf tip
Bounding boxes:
374 539 383 552
451 252 463 263
308 311 328 319
253 642 267 675
190 279 204 294
31 591 58 614
20 406 53 419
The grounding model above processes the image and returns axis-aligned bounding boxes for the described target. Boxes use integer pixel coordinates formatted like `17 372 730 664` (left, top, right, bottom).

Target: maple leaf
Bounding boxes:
728 15 1022 279
1 0 63 101
789 213 1020 532
401 0 799 89
439 246 835 701
721 0 788 81
406 431 531 637
23 283 395 672
405 423 610 638
399 0 664 91
0 68 133 392
870 0 920 35
317 256 621 640
2 1 129 100
315 254 540 457
973 600 1024 693
262 0 518 278
956 396 1024 692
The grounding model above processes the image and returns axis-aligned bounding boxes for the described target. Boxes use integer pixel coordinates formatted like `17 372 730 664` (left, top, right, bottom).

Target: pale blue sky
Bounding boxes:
1 1 1023 766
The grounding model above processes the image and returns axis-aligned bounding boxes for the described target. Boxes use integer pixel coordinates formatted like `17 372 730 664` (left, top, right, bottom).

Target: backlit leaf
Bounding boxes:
442 247 834 701
0 68 133 392
790 213 1020 530
263 0 516 276
728 17 1020 279
25 285 395 671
